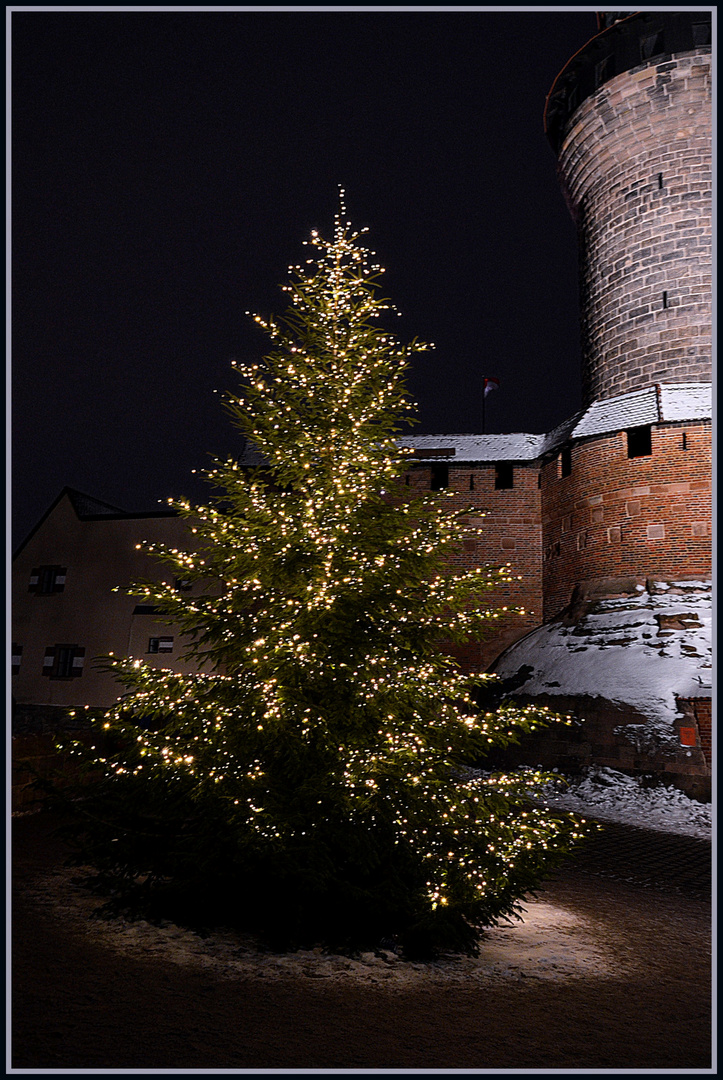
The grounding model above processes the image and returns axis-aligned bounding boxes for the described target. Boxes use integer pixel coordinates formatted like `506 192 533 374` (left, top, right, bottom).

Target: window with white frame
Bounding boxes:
29 565 67 594
42 645 85 679
148 636 174 654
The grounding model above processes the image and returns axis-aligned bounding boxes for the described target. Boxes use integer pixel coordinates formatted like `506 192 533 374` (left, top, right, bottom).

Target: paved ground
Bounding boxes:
11 810 712 1071
552 818 712 898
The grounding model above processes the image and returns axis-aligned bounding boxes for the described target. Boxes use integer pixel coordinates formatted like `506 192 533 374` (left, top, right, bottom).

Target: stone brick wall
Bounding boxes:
557 50 712 406
541 420 711 620
406 462 543 669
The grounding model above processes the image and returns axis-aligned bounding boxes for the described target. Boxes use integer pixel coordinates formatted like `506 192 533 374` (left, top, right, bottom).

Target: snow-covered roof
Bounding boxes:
398 433 545 462
492 580 712 736
571 382 712 440
403 383 712 463
658 383 713 422
571 386 659 438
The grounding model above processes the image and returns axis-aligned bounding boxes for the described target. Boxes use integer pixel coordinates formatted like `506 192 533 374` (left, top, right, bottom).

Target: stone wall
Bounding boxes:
557 50 712 405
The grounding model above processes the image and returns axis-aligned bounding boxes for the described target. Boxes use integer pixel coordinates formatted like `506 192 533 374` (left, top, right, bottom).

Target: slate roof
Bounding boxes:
397 433 546 462
403 383 712 463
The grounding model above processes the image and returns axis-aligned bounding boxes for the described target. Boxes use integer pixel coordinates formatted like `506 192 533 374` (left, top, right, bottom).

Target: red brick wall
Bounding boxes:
696 699 711 769
678 696 712 770
406 462 543 669
541 420 712 620
557 51 712 406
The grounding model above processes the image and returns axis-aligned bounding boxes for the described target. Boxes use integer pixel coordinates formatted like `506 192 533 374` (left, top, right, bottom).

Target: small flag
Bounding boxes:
483 377 500 397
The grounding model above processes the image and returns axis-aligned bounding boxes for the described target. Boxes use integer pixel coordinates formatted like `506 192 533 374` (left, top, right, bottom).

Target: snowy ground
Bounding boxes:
534 765 712 840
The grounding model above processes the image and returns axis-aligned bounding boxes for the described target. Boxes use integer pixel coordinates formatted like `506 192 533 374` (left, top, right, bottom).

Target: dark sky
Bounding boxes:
12 7 597 547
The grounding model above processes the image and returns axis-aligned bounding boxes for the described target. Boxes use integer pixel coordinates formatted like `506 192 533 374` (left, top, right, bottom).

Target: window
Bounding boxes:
560 447 572 477
692 21 711 46
12 644 22 674
29 565 67 594
469 475 475 491
42 645 85 679
430 464 449 491
627 426 652 458
640 31 664 60
494 462 514 490
682 432 688 450
148 636 174 654
174 577 193 592
594 54 614 88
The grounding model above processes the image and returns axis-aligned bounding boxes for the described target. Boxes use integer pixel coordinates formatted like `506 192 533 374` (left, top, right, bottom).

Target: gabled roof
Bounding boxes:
13 486 179 559
66 488 128 518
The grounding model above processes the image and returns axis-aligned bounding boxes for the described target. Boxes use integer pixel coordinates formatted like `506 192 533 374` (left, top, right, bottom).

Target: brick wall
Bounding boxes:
541 420 712 620
406 462 543 669
557 51 712 405
677 696 712 770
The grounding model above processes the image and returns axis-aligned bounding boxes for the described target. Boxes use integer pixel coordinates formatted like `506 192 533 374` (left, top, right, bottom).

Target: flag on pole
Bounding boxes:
483 377 500 397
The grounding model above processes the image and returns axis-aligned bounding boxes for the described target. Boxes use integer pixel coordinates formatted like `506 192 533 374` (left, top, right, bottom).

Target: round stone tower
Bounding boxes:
544 12 712 407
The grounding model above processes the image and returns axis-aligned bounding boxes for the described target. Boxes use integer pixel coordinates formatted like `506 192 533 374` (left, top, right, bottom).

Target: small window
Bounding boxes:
560 447 572 477
469 475 475 491
627 426 652 458
29 565 67 594
12 644 23 674
175 577 193 592
494 462 514 490
148 636 174 654
42 645 85 679
430 464 449 491
681 432 688 450
640 31 664 60
594 54 615 88
692 21 711 47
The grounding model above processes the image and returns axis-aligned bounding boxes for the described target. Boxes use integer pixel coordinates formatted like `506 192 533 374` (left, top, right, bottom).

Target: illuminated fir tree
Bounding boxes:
63 195 587 958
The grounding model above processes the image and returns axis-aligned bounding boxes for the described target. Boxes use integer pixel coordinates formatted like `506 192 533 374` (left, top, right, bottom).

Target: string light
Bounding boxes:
73 203 589 947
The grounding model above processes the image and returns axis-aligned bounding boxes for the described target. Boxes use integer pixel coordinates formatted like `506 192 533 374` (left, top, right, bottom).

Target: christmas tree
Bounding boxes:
62 195 587 958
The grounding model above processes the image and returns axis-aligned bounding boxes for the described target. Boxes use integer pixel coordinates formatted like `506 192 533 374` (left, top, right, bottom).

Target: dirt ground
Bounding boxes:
11 810 712 1071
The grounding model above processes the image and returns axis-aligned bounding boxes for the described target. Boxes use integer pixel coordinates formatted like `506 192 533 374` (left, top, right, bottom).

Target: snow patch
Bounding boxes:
535 766 711 839
493 584 712 737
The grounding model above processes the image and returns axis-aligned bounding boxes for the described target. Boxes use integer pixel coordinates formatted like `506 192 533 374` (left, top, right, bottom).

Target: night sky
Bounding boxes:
12 8 597 547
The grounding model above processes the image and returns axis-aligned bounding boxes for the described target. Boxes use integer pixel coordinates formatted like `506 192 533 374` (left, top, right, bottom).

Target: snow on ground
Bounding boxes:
535 765 712 840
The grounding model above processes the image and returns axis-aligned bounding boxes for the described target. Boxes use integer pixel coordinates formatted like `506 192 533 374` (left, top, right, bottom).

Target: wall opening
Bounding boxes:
494 462 514 490
430 463 449 491
627 426 652 458
560 446 572 477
